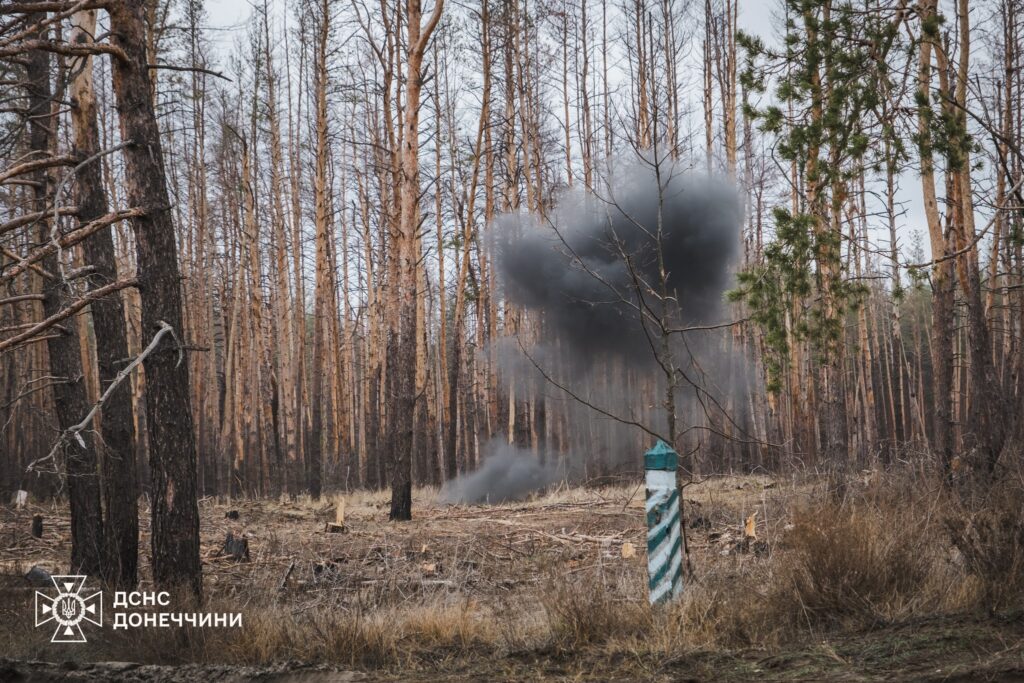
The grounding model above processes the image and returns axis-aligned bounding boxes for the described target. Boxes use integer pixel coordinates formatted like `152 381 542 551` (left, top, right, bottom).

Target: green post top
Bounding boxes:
644 441 678 471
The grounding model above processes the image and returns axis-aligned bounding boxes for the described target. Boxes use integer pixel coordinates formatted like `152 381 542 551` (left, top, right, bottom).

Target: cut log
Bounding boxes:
744 511 758 540
220 532 249 562
741 512 758 553
31 515 43 538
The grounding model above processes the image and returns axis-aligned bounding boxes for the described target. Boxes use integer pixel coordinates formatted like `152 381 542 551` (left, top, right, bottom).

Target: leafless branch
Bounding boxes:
516 335 668 444
26 319 172 473
0 277 137 353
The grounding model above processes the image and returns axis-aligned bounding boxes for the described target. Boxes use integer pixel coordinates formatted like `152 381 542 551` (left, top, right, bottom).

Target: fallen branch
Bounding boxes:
279 561 296 589
0 1 109 13
0 246 51 279
0 38 127 61
0 206 77 237
465 517 627 545
0 155 76 184
0 0 90 51
0 293 44 306
147 63 231 81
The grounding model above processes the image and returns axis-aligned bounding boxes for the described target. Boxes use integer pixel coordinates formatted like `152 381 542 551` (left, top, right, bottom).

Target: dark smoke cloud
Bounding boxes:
458 162 743 505
439 441 561 504
495 163 741 360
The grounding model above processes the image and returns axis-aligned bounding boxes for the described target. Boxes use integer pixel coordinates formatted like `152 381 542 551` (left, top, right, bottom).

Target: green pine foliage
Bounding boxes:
732 0 905 393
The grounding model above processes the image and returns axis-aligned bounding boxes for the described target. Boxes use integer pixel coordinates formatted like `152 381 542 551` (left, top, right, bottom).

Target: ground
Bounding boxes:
2 476 1023 681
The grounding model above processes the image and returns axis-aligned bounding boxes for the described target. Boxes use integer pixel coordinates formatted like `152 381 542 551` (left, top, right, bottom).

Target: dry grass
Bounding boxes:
947 487 1024 610
543 577 649 652
769 495 942 628
3 467 1024 678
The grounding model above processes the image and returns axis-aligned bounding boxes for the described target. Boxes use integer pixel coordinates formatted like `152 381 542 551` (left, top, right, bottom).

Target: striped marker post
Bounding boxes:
645 441 683 605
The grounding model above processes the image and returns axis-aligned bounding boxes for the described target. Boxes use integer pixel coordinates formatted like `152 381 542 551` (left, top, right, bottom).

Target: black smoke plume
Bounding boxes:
495 163 741 361
449 161 743 506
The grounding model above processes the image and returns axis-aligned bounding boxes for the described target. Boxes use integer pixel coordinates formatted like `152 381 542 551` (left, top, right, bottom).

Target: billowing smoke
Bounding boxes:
454 160 743 505
440 441 561 504
495 162 741 360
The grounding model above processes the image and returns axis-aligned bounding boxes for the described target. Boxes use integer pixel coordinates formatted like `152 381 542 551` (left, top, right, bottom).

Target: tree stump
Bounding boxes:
325 496 346 533
25 565 51 587
220 532 249 562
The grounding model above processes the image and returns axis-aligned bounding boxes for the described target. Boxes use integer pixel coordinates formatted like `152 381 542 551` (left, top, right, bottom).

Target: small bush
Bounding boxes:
948 490 1024 610
543 579 650 651
771 501 935 627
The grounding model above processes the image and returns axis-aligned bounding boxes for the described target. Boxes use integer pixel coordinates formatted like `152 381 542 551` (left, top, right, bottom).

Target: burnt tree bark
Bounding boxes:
27 14 105 578
390 0 444 522
107 0 202 599
70 7 139 589
307 0 330 501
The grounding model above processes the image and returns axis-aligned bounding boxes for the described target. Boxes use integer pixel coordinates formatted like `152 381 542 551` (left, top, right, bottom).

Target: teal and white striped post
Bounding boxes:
645 441 683 605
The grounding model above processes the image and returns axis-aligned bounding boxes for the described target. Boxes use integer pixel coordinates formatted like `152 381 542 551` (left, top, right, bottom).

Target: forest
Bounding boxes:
1 0 1024 680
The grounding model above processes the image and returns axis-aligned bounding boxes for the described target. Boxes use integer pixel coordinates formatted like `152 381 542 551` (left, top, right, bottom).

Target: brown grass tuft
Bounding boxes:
543 577 650 651
770 501 935 628
947 487 1024 610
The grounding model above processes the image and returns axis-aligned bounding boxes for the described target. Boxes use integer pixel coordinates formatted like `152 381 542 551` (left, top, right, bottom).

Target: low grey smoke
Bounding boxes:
440 442 561 504
495 162 741 360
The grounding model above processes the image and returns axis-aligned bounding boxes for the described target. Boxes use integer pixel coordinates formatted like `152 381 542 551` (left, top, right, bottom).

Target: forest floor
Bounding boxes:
2 473 1024 681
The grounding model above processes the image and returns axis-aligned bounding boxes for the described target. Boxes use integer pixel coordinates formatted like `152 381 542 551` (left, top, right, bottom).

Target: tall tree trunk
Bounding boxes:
391 0 444 520
446 2 490 480
917 0 954 470
108 0 202 599
308 0 332 500
27 16 105 578
804 3 847 465
70 7 138 587
950 0 1004 472
263 7 298 496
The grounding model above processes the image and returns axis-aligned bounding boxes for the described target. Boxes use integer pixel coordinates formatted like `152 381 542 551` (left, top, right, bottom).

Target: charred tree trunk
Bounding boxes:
307 0 331 501
70 7 138 589
108 0 202 599
390 0 445 521
27 17 105 578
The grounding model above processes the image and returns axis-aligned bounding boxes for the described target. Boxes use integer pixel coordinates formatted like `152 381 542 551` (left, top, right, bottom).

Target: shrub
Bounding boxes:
542 578 650 651
771 501 934 628
947 489 1024 610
